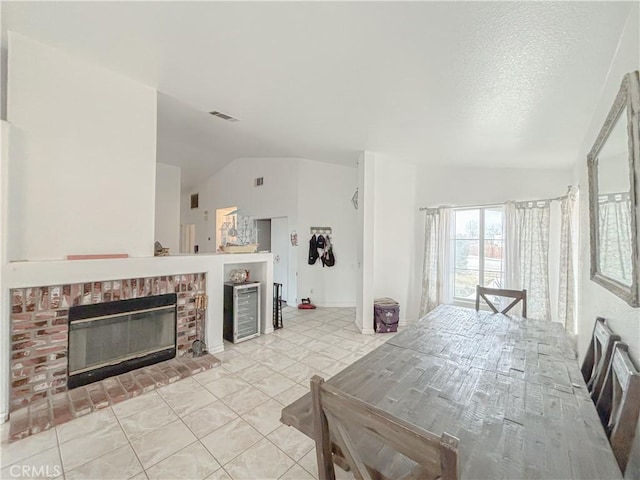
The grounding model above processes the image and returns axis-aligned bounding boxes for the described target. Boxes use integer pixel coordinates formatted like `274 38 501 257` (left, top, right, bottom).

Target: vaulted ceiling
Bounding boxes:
2 2 634 187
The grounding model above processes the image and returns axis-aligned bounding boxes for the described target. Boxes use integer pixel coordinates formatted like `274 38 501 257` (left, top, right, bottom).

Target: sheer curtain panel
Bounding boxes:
505 201 551 320
599 193 633 285
419 208 452 316
558 187 578 334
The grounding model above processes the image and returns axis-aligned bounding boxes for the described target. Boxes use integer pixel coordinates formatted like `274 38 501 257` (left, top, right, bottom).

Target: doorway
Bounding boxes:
256 217 290 304
180 224 195 253
271 217 289 304
256 219 272 252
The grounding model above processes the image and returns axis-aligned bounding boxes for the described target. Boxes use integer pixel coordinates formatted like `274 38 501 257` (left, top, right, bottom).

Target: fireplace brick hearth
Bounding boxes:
9 353 221 441
9 273 207 411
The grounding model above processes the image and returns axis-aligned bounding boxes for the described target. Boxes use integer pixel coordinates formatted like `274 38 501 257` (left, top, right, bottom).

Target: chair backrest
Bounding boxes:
581 317 621 401
595 342 640 473
310 375 459 480
475 286 527 317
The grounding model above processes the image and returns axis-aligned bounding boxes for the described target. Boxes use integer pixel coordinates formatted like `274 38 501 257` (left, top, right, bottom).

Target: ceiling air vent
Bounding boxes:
208 111 239 122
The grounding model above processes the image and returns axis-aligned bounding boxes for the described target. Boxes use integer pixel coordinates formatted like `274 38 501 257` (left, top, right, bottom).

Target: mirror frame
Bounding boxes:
588 70 640 307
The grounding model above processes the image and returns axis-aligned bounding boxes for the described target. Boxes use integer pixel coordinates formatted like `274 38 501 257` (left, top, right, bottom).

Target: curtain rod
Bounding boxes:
418 185 576 211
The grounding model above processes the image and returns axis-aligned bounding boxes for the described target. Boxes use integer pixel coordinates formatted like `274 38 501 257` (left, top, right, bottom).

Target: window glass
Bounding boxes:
454 209 480 239
452 207 505 300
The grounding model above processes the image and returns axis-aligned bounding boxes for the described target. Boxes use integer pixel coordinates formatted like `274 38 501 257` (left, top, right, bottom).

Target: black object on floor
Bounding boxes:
273 282 284 330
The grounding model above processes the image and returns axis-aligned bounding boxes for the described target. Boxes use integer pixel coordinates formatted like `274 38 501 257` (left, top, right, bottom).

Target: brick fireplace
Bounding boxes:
9 273 206 412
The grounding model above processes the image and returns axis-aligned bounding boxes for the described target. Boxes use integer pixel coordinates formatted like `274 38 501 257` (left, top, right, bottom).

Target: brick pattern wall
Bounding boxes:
9 273 206 411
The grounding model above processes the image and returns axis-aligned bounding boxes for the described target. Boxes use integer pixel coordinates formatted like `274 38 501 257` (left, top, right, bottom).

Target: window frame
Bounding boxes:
451 205 505 305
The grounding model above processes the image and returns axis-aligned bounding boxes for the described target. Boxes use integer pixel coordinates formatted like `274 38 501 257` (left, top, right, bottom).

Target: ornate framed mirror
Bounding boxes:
588 71 640 307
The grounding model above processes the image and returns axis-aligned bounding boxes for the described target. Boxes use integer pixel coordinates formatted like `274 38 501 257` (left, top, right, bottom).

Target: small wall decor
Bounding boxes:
290 230 298 246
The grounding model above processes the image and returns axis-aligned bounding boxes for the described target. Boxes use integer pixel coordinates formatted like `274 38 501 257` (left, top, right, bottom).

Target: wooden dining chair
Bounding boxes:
475 285 527 317
595 342 640 473
580 317 621 401
311 375 459 480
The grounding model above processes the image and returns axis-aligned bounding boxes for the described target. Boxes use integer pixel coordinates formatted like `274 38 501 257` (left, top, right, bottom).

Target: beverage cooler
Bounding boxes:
223 282 261 343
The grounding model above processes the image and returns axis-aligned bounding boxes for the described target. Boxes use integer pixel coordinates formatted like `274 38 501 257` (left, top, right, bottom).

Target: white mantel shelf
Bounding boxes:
5 253 272 288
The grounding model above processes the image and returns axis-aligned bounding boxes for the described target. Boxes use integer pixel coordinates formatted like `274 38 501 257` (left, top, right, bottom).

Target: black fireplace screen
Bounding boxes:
68 293 177 388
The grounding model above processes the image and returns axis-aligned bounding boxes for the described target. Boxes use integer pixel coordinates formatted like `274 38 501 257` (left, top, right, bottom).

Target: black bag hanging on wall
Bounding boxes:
323 246 335 267
321 235 336 267
308 234 319 265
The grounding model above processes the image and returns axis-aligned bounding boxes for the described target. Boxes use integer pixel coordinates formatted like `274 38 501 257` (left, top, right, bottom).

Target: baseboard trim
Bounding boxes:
208 344 224 354
314 303 356 308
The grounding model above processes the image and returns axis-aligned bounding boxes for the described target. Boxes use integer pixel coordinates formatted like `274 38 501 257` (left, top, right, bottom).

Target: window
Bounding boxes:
452 207 504 300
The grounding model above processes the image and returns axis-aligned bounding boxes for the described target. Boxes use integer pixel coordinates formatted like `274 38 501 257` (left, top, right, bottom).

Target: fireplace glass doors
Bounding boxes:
68 294 177 388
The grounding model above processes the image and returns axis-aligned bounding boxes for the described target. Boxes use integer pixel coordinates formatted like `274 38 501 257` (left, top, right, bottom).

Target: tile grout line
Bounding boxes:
53 419 64 478
148 370 266 477
57 406 124 477
111 404 148 480
149 382 218 475
194 358 308 477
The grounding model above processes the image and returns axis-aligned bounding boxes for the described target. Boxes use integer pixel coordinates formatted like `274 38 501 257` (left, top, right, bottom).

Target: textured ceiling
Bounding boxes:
1 2 635 187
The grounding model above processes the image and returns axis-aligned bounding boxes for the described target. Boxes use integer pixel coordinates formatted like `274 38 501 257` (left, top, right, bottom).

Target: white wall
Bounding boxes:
155 163 181 253
6 32 157 261
416 165 573 207
575 4 640 365
372 156 417 325
182 157 360 308
296 159 358 307
182 157 299 305
182 157 299 253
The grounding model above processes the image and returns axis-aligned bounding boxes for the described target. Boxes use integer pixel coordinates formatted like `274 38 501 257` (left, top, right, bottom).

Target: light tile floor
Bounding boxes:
0 307 402 480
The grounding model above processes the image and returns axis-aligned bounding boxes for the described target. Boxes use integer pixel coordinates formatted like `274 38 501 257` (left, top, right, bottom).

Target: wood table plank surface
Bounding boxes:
280 305 622 479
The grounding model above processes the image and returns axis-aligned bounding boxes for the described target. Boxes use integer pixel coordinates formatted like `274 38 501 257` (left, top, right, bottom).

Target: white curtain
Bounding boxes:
504 203 519 291
419 207 452 316
558 187 577 334
599 193 632 284
504 200 551 320
440 208 453 307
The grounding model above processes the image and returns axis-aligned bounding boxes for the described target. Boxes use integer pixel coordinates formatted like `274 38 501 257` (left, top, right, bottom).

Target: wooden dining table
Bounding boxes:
280 305 623 479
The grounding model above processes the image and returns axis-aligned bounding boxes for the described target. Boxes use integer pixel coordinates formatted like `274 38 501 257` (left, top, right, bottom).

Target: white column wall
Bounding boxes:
372 156 417 325
155 163 181 253
1 122 10 421
356 152 375 333
6 32 157 261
